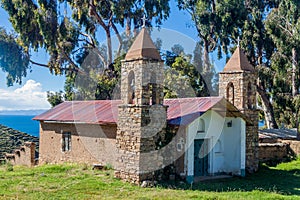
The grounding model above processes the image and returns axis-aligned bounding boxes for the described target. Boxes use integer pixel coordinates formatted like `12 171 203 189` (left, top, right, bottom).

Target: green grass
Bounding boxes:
0 159 300 200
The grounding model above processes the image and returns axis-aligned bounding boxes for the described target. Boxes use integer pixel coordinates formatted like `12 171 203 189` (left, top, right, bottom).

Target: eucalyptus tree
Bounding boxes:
178 0 281 128
163 43 217 98
240 0 279 129
0 27 29 86
177 0 246 85
266 0 300 98
0 0 170 87
265 0 300 135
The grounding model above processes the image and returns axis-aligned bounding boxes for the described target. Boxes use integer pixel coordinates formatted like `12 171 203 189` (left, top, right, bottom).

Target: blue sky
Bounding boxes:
0 0 225 111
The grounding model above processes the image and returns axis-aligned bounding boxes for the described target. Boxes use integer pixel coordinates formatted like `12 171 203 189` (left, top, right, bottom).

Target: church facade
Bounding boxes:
34 28 258 184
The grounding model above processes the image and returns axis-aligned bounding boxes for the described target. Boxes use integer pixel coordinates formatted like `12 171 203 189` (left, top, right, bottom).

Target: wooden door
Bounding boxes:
194 139 209 176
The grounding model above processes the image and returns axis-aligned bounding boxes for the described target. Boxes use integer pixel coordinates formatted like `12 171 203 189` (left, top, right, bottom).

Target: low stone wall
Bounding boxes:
0 124 39 159
282 140 300 156
259 139 300 163
258 129 300 163
259 143 288 162
5 142 36 166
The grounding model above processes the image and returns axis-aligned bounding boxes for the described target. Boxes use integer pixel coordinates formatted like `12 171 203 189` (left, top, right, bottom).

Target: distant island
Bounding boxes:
0 110 47 116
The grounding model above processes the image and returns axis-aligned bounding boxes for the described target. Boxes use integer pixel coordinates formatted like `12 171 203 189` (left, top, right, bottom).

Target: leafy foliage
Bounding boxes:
0 0 170 86
47 91 64 107
0 27 29 86
264 0 300 133
163 43 217 98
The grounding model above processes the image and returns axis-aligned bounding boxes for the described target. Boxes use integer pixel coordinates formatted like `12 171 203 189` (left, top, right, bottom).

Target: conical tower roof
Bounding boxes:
223 47 255 72
125 28 161 61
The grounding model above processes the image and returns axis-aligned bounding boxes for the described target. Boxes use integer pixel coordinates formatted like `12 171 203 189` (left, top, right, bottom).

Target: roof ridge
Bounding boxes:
223 47 255 72
125 28 161 61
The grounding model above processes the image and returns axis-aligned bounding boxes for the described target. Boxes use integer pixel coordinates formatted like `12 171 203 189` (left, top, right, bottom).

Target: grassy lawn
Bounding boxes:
0 158 299 200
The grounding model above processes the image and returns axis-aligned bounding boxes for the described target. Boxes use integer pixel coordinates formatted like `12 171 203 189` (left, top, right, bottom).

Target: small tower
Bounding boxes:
115 28 168 184
219 47 259 173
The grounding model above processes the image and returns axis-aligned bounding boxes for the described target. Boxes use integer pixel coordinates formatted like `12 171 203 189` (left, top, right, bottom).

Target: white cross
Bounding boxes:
237 36 240 47
141 14 147 28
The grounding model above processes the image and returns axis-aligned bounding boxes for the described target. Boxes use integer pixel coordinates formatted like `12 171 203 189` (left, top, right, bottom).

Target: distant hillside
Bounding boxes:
0 124 39 160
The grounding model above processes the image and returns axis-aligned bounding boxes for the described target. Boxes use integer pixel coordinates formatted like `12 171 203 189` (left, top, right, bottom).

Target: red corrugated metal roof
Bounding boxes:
34 100 120 124
33 97 227 125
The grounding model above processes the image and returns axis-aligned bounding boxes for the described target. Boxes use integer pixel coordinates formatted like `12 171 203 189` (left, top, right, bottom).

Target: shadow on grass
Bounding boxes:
159 165 300 196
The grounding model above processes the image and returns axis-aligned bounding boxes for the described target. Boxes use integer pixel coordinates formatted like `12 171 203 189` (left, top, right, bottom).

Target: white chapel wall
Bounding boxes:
185 111 245 177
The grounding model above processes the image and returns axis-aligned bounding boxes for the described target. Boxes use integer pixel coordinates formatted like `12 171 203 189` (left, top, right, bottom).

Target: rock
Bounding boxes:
140 180 156 188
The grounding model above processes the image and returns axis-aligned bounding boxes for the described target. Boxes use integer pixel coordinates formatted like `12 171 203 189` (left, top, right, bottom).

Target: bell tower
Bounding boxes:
219 47 259 173
115 28 168 184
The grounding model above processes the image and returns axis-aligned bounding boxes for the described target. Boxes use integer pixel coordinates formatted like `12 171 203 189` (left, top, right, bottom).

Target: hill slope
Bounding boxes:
0 124 39 159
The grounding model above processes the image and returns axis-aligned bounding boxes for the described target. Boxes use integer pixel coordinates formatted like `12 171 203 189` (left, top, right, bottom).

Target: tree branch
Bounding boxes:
89 0 108 31
29 59 49 68
79 32 95 47
277 23 293 36
111 21 123 57
86 46 108 67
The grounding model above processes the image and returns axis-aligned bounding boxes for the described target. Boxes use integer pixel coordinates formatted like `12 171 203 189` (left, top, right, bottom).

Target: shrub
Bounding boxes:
104 163 113 170
6 162 13 171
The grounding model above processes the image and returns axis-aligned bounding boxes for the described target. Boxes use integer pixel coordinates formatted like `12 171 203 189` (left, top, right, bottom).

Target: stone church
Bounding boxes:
34 28 259 184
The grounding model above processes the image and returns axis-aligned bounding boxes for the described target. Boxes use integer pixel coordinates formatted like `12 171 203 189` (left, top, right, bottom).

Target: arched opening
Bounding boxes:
149 73 157 105
226 82 234 105
128 71 135 104
247 82 252 109
198 118 205 132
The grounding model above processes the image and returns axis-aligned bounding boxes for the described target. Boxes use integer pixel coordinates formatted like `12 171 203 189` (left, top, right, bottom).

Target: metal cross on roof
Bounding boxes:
141 14 147 28
237 36 240 47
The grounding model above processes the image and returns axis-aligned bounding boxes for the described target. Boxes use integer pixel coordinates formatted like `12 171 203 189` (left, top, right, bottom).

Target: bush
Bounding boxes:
6 162 13 171
0 159 6 165
104 163 113 170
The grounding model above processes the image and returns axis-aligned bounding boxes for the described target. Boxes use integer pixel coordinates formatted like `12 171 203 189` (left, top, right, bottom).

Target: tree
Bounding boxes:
265 0 300 136
266 0 300 98
240 0 279 129
0 27 29 86
59 47 123 101
177 0 247 94
193 41 218 96
47 91 64 107
163 44 216 98
0 0 170 86
178 0 281 128
293 95 300 140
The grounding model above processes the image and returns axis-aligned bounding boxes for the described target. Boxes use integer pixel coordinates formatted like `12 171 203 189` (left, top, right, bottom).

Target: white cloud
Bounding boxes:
0 80 51 111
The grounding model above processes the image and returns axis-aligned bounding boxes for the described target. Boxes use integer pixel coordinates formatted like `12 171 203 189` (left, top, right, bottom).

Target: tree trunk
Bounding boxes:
292 48 298 97
297 111 300 140
126 16 131 36
106 28 112 66
257 83 278 129
202 39 212 95
203 40 210 73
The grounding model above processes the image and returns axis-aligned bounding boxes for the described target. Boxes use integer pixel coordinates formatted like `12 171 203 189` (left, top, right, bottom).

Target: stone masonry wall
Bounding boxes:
259 143 288 162
284 140 300 155
120 59 164 105
39 122 117 166
5 142 36 167
219 72 257 110
116 58 168 184
219 71 259 173
115 104 168 184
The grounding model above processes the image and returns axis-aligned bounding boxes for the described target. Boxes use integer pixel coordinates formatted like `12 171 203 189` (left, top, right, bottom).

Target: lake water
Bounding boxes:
0 115 39 137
